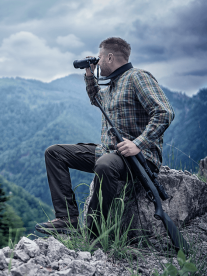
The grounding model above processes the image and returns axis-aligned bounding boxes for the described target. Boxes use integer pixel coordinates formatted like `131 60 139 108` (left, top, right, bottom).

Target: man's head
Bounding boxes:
98 37 131 76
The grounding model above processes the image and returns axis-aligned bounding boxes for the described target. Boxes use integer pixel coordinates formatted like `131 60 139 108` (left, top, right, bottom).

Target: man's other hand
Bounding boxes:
117 137 141 157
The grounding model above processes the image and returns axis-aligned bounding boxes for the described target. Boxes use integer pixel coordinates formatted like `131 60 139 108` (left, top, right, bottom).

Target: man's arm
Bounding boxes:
132 70 175 151
84 63 103 107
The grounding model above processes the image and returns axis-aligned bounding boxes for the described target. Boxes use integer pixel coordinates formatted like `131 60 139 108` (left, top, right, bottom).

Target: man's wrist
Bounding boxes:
85 72 94 77
85 67 94 77
84 73 95 79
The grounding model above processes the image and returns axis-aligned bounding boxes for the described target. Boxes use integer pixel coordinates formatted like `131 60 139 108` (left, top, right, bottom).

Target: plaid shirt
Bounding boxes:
84 67 175 170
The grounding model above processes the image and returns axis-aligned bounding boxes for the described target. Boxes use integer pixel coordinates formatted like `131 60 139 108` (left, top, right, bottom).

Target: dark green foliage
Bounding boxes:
0 181 9 246
0 181 9 240
0 181 8 217
0 181 24 248
0 175 55 248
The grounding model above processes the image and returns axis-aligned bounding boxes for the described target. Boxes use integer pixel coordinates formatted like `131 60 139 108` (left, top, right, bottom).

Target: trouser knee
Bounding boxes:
95 160 109 173
45 145 58 159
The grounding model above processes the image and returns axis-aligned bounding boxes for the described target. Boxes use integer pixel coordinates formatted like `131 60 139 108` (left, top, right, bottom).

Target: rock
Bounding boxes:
51 261 59 270
34 254 50 267
10 259 38 276
68 260 96 275
92 249 107 262
2 247 12 258
158 166 207 224
35 238 49 256
198 156 207 180
62 248 76 259
84 166 207 239
0 250 7 270
56 269 72 276
0 236 135 275
76 251 91 261
15 237 40 258
14 250 30 263
5 257 22 268
46 236 75 262
0 271 9 276
58 257 72 271
198 222 207 231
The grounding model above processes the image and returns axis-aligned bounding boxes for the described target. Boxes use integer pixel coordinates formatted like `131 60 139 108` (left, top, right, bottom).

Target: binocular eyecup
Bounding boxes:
73 57 99 69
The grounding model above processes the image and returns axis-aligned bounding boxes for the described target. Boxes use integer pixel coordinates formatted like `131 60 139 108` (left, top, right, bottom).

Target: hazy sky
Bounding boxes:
0 0 206 96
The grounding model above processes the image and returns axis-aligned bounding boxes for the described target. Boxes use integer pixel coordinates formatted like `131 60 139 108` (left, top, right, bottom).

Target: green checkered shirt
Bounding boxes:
84 67 175 170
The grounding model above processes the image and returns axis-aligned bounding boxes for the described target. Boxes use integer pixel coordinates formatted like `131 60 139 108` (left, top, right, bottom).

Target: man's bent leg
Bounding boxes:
87 152 128 233
45 143 96 219
86 152 159 235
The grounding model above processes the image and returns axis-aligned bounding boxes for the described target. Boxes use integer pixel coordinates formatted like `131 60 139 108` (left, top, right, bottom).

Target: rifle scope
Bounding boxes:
73 57 99 69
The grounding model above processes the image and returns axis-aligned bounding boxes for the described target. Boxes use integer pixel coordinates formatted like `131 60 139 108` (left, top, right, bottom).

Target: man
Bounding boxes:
35 37 175 237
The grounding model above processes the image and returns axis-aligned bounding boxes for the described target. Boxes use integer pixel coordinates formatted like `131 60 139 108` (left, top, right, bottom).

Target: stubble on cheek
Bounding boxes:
100 62 112 77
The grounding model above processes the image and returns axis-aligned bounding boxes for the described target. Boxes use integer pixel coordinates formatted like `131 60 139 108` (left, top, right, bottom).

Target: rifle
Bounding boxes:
93 94 189 253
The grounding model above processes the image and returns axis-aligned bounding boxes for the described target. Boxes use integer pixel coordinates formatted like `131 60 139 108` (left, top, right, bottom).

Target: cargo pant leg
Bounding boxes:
45 143 97 218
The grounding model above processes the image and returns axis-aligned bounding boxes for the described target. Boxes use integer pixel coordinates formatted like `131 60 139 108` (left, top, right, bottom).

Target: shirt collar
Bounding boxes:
98 62 133 85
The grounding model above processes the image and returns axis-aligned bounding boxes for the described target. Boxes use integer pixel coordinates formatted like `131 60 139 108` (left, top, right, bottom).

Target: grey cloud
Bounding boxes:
0 0 88 48
56 34 84 49
0 0 58 23
0 31 76 80
182 69 207 77
131 0 207 63
0 0 206 96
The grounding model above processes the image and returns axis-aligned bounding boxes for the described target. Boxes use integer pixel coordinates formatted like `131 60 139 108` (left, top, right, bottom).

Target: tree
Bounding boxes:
0 182 9 247
0 182 24 248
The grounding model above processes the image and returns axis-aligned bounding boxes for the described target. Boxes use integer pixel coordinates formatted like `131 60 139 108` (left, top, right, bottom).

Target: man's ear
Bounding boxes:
108 53 114 63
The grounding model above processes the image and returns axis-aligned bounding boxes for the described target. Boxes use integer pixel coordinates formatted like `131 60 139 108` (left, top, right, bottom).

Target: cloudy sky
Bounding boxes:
0 0 206 96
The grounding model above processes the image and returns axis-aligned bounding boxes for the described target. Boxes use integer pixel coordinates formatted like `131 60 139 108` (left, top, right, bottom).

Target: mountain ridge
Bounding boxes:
0 74 206 207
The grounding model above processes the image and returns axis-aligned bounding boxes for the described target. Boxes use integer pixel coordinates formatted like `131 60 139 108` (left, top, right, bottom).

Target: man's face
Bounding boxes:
98 48 113 77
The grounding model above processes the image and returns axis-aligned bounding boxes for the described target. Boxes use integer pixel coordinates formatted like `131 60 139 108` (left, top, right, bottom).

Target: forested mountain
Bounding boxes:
0 75 101 207
161 87 207 172
0 74 206 211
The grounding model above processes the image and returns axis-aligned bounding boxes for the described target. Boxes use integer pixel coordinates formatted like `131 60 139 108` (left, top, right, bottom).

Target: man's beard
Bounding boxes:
100 62 113 76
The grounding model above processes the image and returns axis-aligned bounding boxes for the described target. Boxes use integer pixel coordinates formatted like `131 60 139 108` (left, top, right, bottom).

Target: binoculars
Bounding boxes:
73 57 99 69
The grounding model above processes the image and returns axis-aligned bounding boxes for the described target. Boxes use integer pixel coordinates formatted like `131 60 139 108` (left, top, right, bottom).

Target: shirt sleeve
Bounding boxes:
132 70 175 150
84 75 103 107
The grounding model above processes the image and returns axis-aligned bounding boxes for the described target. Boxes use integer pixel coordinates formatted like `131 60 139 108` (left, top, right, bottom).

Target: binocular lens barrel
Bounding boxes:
73 57 99 69
73 59 90 69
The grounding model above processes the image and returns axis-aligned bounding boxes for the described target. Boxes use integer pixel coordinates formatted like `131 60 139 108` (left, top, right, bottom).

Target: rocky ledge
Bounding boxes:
1 213 207 276
84 165 207 241
0 236 140 276
1 166 207 276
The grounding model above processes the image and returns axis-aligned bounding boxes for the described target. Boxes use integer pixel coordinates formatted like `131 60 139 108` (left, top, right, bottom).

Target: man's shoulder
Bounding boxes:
125 67 149 75
126 68 158 83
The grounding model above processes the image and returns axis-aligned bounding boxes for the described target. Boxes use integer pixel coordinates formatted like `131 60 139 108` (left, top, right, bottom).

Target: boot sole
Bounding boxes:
35 226 78 235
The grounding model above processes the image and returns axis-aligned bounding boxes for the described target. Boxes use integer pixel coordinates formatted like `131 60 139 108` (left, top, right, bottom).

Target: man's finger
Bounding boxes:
120 149 128 155
117 141 125 148
118 145 127 152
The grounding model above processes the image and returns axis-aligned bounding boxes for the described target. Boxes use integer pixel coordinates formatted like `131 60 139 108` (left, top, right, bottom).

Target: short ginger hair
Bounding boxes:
99 37 131 62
